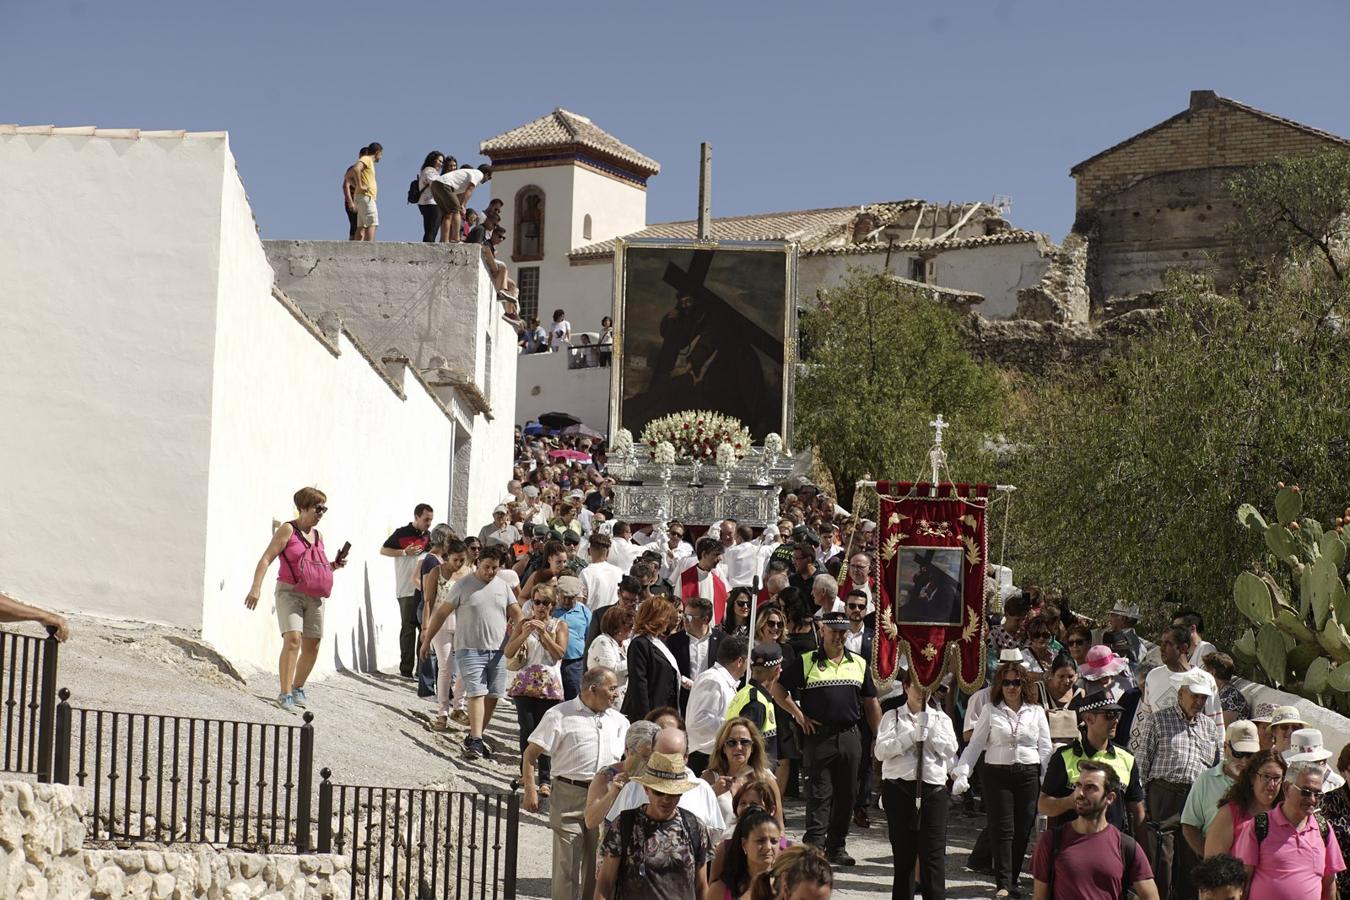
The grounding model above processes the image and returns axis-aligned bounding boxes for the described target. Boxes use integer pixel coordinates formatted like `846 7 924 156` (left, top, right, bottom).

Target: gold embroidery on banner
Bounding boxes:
921 642 938 660
916 519 953 538
962 535 981 566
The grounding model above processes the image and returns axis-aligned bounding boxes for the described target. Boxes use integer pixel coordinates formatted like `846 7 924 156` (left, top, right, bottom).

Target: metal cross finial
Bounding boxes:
929 414 949 446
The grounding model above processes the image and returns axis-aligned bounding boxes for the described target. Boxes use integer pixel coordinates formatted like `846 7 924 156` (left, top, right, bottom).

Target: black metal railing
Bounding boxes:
0 626 60 781
53 690 315 852
317 769 519 900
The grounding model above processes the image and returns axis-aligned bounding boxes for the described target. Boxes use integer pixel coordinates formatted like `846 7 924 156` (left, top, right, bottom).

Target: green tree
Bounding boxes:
1008 270 1350 643
795 270 1007 508
1229 149 1350 282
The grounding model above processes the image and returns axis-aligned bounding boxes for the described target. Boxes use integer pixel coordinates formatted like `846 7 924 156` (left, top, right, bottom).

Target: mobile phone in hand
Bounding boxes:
337 541 352 564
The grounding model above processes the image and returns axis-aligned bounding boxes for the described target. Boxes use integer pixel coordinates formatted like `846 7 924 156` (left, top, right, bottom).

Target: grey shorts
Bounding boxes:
455 648 506 698
428 181 464 214
276 583 324 639
354 194 378 227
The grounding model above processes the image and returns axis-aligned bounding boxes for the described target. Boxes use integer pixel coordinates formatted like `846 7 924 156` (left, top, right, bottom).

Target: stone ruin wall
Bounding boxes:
0 779 349 899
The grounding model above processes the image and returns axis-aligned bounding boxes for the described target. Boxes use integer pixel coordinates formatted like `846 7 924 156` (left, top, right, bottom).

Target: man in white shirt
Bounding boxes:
668 597 715 712
1132 624 1221 748
721 524 764 588
686 637 750 774
607 521 640 572
579 533 624 610
1173 609 1218 667
636 522 693 582
605 726 726 837
428 164 490 243
566 489 594 535
522 667 628 900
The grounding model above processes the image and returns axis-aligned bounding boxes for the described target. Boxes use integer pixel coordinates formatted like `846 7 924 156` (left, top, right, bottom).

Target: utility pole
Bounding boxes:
697 142 712 241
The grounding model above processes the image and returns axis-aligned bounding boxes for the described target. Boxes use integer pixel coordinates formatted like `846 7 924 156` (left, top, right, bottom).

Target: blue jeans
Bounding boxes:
560 658 584 701
415 600 437 698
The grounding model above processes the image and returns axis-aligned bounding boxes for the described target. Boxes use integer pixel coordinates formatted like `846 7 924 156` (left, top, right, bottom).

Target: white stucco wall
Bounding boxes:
203 163 454 677
0 128 225 628
515 350 611 434
0 125 487 678
796 242 1049 319
261 241 516 537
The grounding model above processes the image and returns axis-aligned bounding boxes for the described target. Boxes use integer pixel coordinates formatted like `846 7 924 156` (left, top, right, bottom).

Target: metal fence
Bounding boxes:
317 769 519 900
0 627 60 781
0 625 522 893
53 690 315 852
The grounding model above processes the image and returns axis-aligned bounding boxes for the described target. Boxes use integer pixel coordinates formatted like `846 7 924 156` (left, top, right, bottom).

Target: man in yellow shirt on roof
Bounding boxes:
353 142 382 241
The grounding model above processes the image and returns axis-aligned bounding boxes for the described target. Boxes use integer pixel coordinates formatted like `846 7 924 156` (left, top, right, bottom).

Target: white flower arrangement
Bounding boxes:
654 441 677 466
611 428 634 457
715 441 737 471
640 411 753 463
763 433 783 457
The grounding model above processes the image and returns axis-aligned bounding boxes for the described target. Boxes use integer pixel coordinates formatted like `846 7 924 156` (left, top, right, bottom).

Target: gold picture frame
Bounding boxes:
608 238 798 449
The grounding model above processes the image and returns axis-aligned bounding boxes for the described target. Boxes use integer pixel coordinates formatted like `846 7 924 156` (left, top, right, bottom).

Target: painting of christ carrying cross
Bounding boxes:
613 241 795 442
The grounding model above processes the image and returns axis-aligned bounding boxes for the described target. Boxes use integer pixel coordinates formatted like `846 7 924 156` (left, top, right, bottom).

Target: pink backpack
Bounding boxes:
279 523 334 598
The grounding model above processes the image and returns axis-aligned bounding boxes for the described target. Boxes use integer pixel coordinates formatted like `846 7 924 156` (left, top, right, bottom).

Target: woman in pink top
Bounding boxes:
1205 749 1286 857
245 487 347 712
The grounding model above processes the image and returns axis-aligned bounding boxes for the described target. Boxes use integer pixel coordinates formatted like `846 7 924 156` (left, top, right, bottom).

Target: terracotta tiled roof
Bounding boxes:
567 204 883 261
480 109 659 175
1070 91 1350 175
567 201 1034 262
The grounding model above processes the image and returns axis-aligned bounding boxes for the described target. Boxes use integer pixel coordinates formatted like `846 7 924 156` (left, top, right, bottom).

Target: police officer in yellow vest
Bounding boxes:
1037 687 1147 832
727 642 789 765
771 610 880 866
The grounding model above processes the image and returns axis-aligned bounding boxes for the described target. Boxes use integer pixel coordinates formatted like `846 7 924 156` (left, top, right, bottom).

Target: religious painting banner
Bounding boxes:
871 482 990 691
611 240 797 444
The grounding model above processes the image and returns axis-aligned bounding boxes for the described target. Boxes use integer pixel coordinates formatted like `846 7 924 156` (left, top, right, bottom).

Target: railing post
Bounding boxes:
35 629 59 783
295 711 314 852
316 767 333 854
52 688 71 785
504 789 519 900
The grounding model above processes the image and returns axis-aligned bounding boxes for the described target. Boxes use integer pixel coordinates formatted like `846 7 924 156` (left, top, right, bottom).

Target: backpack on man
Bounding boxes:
1045 822 1139 900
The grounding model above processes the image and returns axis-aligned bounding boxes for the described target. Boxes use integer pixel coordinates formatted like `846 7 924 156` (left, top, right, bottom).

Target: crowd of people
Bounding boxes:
241 427 1350 900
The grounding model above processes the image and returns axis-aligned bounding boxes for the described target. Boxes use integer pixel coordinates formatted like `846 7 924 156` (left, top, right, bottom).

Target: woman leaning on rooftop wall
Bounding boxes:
245 486 347 713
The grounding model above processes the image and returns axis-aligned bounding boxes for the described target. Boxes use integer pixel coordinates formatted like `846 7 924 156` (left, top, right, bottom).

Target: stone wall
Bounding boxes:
960 308 1158 375
1072 91 1350 307
1014 232 1089 324
0 780 349 899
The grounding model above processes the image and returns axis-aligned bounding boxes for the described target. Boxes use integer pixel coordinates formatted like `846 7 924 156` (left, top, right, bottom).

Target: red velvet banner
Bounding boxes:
869 482 990 691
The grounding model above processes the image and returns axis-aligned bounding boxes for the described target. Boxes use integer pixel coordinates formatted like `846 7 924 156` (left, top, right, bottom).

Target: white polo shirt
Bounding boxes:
526 697 628 781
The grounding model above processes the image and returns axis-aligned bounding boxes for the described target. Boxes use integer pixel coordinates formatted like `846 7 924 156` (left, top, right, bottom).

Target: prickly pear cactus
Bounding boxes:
1234 485 1350 709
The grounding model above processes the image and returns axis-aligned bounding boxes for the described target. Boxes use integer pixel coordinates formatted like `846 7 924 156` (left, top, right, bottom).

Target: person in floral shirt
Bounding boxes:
504 585 567 795
596 743 714 900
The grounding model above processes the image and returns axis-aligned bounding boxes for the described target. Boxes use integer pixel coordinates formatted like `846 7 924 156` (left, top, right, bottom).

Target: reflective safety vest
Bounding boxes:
800 650 868 690
727 683 777 737
1059 738 1135 789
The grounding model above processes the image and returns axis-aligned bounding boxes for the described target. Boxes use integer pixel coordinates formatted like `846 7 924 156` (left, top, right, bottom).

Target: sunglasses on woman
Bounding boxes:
724 738 753 749
1003 679 1023 688
764 620 783 630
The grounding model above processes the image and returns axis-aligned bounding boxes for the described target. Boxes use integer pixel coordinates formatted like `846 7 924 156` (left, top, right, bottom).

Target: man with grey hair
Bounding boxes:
523 666 627 900
811 573 844 618
604 726 725 833
1233 762 1345 899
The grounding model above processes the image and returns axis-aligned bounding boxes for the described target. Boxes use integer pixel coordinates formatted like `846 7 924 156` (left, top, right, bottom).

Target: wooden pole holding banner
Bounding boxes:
698 143 712 241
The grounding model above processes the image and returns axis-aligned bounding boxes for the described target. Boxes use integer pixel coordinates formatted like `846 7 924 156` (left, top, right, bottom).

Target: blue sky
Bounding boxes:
7 1 1349 243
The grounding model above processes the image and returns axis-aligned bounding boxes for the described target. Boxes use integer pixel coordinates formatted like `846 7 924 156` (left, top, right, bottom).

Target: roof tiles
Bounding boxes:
480 109 659 175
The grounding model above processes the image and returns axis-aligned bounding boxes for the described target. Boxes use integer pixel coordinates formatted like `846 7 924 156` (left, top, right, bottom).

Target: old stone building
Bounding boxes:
1071 89 1350 310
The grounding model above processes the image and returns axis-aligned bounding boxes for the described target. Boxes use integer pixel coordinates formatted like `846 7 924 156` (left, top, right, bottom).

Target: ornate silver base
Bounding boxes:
611 482 780 527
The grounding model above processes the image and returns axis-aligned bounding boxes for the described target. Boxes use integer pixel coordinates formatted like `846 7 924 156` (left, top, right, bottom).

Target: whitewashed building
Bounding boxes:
484 111 1070 432
0 124 514 678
